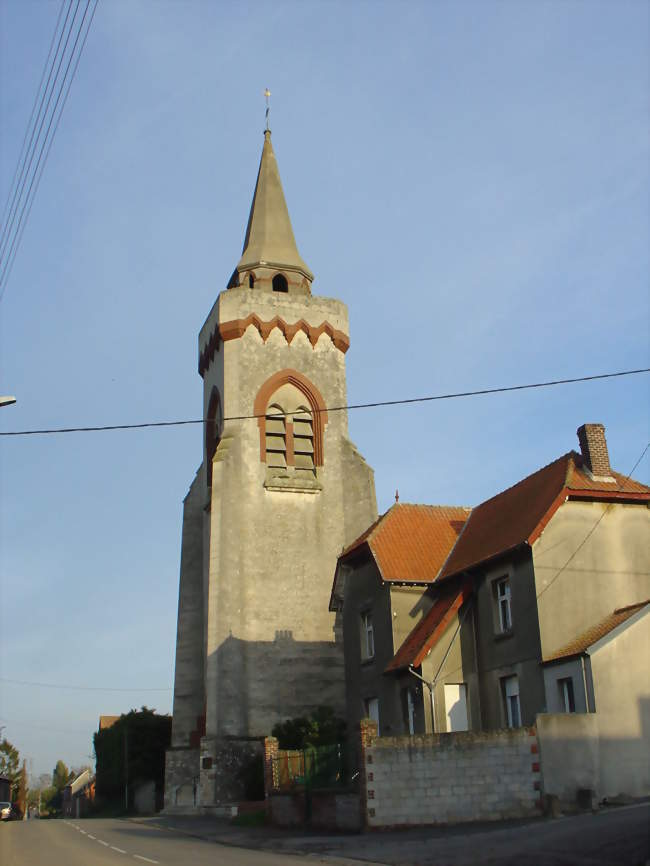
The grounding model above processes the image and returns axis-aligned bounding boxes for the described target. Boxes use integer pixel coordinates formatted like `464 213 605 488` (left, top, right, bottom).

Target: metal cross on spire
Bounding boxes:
264 88 271 131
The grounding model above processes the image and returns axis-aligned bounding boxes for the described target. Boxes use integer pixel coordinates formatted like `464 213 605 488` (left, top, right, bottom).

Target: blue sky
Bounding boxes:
0 0 647 776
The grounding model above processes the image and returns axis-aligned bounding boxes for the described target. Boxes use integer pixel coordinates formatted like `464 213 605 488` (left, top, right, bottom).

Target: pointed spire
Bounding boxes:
235 130 313 286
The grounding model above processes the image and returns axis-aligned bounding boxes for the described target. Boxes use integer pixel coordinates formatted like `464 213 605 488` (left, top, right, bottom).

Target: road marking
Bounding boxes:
111 846 127 854
133 856 159 864
98 840 110 846
80 830 87 834
87 834 96 839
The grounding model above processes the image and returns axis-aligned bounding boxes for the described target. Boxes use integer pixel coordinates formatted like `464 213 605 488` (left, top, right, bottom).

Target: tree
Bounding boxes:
0 738 20 799
52 760 71 791
46 759 72 815
16 761 27 818
93 707 171 810
271 706 346 749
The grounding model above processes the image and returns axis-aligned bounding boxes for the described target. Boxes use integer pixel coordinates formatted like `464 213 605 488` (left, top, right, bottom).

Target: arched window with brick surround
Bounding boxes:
205 387 223 489
254 370 327 485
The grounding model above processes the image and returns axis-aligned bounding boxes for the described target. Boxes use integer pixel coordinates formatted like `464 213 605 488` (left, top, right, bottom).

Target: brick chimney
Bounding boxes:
577 423 611 477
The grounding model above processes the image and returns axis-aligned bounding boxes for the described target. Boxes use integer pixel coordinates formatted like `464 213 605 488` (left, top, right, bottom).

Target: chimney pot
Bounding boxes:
577 423 611 477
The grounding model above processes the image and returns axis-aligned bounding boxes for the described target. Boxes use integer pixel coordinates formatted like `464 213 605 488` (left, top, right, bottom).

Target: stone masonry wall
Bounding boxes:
360 721 541 827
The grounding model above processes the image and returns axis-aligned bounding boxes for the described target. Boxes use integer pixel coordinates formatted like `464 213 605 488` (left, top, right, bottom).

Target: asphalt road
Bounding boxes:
1 805 648 866
0 817 361 866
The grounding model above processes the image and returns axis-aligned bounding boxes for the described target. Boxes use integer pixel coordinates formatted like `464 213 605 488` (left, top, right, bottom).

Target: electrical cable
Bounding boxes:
0 1 99 299
534 441 650 603
0 677 171 692
0 0 99 299
0 0 67 234
0 0 79 272
1 367 647 437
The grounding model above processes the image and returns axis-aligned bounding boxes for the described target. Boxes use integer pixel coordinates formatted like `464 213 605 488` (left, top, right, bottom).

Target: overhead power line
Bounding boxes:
0 677 171 693
0 367 648 438
0 0 100 300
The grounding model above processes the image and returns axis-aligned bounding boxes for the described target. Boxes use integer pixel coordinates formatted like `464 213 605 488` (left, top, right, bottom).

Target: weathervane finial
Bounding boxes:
264 88 271 132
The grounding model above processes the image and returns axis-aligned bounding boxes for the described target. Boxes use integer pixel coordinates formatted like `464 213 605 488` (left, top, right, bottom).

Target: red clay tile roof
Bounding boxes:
341 504 472 584
98 715 120 731
385 580 472 673
438 452 649 581
543 600 649 662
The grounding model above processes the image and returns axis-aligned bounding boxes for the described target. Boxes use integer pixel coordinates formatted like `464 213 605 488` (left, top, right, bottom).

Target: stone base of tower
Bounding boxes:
163 747 200 811
199 736 263 806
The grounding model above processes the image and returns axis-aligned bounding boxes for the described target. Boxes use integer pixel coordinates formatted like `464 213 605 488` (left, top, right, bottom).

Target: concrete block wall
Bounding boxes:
360 721 540 827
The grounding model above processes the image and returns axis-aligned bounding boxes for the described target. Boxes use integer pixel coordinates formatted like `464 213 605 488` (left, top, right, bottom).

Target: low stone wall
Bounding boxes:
164 747 199 809
360 721 541 828
268 790 360 830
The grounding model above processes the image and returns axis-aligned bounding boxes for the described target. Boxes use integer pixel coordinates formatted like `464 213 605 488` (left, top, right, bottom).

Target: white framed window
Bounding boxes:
496 577 512 632
502 675 521 728
361 611 375 660
558 677 576 713
364 697 380 734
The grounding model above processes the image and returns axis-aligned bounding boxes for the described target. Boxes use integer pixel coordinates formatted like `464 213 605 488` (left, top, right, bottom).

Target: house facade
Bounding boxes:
330 504 471 741
62 769 95 818
339 424 650 754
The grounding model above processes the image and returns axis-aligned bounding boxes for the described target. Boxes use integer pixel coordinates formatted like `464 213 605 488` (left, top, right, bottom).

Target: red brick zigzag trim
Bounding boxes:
199 315 350 376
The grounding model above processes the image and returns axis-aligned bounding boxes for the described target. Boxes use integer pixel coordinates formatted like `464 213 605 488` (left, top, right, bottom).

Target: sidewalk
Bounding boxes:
129 802 650 866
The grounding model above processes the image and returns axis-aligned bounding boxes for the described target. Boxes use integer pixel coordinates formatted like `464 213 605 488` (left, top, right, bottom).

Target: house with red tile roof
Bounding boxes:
329 503 471 739
334 424 650 771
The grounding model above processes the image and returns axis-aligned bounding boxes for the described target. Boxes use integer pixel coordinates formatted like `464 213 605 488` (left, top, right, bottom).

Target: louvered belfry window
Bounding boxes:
256 376 326 480
293 407 315 474
265 404 287 469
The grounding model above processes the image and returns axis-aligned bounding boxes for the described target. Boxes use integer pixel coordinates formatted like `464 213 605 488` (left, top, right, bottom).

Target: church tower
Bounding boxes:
165 128 377 808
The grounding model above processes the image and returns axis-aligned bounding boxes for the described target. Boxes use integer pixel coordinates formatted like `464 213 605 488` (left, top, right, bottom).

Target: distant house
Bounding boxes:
337 424 650 753
98 715 120 731
329 504 471 739
62 769 95 818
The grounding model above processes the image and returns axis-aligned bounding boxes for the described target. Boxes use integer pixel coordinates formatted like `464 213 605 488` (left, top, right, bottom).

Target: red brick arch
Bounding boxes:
205 387 222 487
253 369 328 466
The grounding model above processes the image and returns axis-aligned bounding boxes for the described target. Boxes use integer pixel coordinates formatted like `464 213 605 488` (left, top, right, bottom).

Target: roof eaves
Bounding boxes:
438 542 528 585
528 488 569 546
586 600 649 656
339 508 392 560
385 580 472 674
566 489 650 503
411 582 472 668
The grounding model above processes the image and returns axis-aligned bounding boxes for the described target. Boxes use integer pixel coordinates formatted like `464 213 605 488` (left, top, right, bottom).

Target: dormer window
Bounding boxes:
272 273 288 293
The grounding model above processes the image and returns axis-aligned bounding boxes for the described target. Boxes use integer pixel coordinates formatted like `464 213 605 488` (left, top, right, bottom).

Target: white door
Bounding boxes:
365 697 380 734
444 683 469 732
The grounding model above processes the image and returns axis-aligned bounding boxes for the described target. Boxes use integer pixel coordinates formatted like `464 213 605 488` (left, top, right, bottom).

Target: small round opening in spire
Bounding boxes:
272 273 288 293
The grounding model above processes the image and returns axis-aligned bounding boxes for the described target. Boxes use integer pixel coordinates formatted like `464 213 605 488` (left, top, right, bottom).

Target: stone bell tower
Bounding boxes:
165 128 377 808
